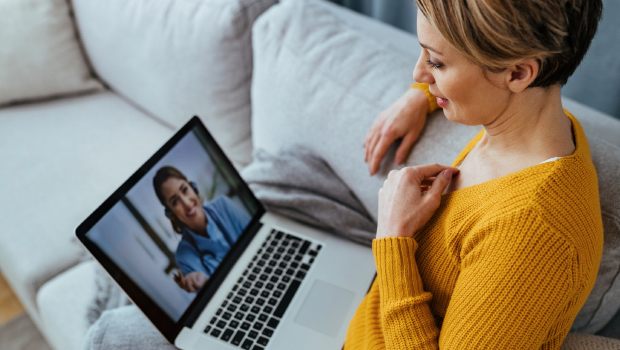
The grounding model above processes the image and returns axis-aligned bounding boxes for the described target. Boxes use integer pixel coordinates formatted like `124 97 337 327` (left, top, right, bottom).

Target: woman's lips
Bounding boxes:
186 207 197 218
436 96 449 108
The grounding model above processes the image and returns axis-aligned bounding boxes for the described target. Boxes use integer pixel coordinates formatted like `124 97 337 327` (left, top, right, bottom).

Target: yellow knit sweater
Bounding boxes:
344 83 604 349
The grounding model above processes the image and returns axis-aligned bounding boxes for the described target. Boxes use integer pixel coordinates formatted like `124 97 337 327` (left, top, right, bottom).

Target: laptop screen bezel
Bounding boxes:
75 116 266 343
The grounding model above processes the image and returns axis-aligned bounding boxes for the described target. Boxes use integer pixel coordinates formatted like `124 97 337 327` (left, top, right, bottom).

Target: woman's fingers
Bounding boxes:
413 163 459 180
369 135 395 175
425 169 454 203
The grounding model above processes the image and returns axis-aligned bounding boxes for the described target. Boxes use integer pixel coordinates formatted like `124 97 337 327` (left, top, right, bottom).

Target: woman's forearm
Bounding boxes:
374 237 440 349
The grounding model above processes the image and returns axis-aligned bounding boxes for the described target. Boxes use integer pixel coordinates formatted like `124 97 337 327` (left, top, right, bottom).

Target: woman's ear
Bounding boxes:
505 58 539 93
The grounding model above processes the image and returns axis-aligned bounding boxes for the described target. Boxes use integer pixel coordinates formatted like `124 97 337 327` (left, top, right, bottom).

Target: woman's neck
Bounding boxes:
476 85 575 163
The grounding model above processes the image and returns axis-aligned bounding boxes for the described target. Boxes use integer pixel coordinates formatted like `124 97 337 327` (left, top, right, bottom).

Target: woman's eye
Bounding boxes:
172 199 178 207
426 58 443 69
182 187 187 193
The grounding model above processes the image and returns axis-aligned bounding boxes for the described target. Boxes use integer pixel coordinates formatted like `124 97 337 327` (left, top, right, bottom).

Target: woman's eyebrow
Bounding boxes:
419 42 444 56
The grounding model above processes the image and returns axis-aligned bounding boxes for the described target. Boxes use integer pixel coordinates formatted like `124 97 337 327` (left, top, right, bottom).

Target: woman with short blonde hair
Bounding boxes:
351 0 604 349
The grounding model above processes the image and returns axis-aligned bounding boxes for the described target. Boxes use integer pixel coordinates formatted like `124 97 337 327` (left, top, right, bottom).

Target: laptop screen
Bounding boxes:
76 117 264 340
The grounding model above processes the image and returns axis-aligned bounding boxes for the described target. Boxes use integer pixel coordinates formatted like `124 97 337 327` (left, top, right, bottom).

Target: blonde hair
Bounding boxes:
415 0 602 87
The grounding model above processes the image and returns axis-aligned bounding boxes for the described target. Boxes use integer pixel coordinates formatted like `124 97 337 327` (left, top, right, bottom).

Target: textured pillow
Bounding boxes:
251 0 620 334
71 0 277 168
0 0 102 106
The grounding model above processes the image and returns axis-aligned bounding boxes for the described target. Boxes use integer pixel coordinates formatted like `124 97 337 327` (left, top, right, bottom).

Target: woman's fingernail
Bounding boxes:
443 169 452 179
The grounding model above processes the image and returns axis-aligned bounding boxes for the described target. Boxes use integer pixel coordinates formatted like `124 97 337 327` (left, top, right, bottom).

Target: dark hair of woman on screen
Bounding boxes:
153 166 251 293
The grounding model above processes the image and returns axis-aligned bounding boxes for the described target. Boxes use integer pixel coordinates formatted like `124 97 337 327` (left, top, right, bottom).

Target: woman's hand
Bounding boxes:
174 270 209 293
376 164 459 239
364 88 429 176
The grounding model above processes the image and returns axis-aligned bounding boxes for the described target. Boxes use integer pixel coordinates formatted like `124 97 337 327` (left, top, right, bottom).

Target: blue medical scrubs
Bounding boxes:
175 196 251 277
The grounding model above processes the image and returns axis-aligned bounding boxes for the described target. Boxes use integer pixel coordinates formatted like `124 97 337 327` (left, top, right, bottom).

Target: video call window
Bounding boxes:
87 129 259 321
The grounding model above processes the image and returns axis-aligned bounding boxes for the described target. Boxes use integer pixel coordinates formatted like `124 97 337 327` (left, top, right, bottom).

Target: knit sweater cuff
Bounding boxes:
410 82 440 113
373 237 427 300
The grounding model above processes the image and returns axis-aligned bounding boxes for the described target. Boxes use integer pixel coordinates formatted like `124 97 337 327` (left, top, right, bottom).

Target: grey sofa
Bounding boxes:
1 0 619 349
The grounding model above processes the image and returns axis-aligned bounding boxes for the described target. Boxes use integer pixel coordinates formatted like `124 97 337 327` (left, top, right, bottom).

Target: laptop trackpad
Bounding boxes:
294 280 355 337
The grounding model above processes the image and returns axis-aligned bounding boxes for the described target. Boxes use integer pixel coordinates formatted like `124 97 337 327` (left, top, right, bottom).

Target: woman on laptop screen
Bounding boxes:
154 166 251 293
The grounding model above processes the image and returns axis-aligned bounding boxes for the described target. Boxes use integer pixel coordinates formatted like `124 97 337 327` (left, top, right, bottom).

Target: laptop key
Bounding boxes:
246 314 256 322
257 260 266 267
255 281 264 288
265 283 274 290
267 318 279 329
275 269 283 275
248 330 259 339
210 317 217 324
268 298 278 306
227 304 237 312
299 241 311 254
308 250 318 257
253 322 264 330
274 279 301 318
204 325 211 333
250 289 259 296
243 281 252 289
217 320 227 329
221 328 234 342
240 304 249 312
211 328 221 337
279 262 287 269
277 283 286 290
282 276 290 283
252 346 264 350
241 339 253 349
223 312 232 320
285 269 294 276
270 276 279 283
238 289 247 296
275 231 284 239
230 320 239 328
258 314 268 322
273 291 282 298
257 336 270 346
268 260 277 267
291 262 299 269
245 296 255 304
232 330 246 346
294 255 303 261
241 322 251 330
277 247 285 253
260 291 270 298
264 267 273 274
248 274 257 281
262 328 274 337
259 274 268 281
287 248 296 255
235 312 244 320
251 306 260 314
300 263 310 271
291 241 300 248
283 255 292 261
233 297 242 304
256 298 265 306
296 271 306 280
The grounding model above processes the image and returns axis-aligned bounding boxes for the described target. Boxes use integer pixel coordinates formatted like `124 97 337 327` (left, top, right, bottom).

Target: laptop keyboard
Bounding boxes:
204 229 322 350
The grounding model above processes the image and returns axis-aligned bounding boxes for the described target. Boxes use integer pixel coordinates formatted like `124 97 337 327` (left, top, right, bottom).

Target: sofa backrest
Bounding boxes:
70 0 277 168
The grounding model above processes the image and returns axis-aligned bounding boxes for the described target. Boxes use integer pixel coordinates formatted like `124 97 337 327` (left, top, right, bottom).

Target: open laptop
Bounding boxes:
76 116 376 350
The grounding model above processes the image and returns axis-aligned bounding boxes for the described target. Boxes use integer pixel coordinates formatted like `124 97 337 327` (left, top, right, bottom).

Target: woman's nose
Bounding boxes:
413 54 434 85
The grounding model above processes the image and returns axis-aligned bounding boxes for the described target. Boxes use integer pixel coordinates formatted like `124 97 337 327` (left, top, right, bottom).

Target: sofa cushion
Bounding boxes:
251 0 620 334
71 0 277 168
0 92 172 328
37 260 99 350
0 0 102 106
